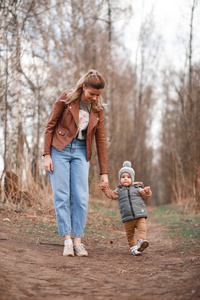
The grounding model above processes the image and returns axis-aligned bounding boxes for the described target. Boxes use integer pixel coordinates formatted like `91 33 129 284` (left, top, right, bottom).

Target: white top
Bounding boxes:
76 100 91 140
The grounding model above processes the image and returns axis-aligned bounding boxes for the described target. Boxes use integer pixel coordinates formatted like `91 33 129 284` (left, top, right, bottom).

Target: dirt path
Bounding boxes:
0 213 200 300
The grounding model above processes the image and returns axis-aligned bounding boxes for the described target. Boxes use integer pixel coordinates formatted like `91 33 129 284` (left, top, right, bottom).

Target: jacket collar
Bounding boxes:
68 99 79 127
87 103 100 135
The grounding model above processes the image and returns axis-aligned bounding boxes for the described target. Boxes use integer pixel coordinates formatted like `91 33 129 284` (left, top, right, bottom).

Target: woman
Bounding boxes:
44 70 108 257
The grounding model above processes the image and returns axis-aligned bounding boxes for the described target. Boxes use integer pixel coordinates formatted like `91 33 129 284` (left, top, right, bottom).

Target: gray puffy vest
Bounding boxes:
117 184 148 223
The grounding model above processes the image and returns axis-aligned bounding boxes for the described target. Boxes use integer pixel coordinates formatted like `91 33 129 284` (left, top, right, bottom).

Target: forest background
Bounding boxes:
0 0 200 211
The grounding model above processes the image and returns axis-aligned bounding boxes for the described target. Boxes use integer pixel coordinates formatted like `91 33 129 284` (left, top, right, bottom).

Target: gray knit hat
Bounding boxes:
118 161 135 184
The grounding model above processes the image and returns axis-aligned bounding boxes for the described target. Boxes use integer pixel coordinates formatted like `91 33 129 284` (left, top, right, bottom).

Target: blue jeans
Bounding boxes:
48 139 90 237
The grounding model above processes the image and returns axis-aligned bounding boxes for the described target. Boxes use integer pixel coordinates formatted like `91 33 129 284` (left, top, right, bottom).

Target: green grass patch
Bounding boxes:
88 200 123 229
9 219 61 243
84 199 124 241
1 198 123 243
149 205 200 247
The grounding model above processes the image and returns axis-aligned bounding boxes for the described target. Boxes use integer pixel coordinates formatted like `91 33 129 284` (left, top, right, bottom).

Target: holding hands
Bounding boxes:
98 174 109 190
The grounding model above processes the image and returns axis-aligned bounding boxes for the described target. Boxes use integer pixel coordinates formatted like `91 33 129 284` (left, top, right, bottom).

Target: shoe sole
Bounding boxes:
137 241 149 252
63 252 74 256
74 252 88 257
133 251 141 256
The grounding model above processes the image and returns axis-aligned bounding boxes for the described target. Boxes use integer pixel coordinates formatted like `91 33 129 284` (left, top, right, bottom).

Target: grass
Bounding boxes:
17 220 60 242
84 199 123 241
149 204 200 247
0 197 123 244
2 198 199 248
87 200 123 228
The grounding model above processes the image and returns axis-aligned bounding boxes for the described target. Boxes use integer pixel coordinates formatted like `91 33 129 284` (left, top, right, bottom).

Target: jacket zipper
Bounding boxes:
127 187 135 218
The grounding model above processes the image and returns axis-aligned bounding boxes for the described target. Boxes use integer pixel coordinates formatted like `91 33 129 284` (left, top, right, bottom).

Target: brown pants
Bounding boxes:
123 217 147 247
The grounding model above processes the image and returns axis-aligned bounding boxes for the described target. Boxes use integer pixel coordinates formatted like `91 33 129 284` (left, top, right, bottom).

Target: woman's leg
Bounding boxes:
48 146 72 237
70 139 90 241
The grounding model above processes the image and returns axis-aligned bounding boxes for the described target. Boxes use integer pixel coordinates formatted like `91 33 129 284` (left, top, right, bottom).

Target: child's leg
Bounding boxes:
123 219 137 247
136 217 147 240
136 217 149 252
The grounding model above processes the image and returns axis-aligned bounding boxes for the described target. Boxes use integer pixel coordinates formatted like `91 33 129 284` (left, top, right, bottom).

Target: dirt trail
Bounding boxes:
0 214 200 300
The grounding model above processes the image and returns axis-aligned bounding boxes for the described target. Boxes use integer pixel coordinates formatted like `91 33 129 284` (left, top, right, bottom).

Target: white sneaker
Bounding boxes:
73 243 88 257
63 243 74 256
130 245 141 256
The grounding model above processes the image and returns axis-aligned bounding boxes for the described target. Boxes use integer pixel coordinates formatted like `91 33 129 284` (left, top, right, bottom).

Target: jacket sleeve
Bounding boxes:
95 108 108 174
139 187 152 201
101 187 119 200
43 92 67 156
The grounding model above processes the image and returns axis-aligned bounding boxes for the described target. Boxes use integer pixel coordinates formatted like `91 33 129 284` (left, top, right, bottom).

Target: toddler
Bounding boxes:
100 161 152 256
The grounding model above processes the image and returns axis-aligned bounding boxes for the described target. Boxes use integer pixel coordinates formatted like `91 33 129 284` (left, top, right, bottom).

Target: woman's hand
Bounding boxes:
98 181 108 191
98 174 109 190
44 155 54 174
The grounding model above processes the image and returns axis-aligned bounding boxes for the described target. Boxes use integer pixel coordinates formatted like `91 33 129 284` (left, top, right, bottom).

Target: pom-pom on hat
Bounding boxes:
118 161 135 184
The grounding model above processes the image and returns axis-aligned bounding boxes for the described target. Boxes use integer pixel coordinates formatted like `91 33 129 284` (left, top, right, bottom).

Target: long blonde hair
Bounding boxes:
62 70 105 110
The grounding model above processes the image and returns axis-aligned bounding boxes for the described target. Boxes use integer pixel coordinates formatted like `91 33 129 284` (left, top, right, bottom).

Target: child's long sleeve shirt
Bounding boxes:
102 182 152 223
102 181 152 201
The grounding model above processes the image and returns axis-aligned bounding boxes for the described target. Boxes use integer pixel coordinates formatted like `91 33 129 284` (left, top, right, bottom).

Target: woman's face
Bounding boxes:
82 84 103 103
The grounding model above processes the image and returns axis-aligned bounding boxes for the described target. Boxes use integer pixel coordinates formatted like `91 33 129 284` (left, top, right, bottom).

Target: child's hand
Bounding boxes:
140 186 152 200
144 186 151 194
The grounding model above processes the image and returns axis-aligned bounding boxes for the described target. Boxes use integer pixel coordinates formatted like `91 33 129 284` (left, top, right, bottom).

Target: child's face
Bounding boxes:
120 172 132 186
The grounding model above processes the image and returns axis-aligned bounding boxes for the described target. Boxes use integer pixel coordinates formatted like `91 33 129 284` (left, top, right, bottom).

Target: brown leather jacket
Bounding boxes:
43 91 108 174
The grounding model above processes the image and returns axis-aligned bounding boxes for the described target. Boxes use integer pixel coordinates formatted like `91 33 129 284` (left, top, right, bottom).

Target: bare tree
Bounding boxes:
159 0 200 210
